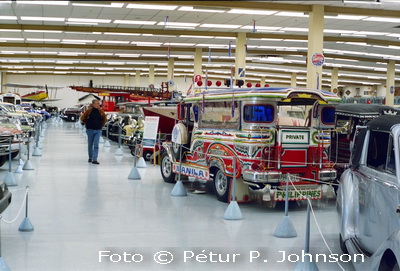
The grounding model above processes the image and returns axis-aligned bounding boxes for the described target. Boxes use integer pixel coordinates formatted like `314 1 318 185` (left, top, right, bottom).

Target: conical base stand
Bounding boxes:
223 200 243 220
99 137 104 143
15 164 23 173
128 166 141 180
170 181 187 197
4 172 17 186
32 147 42 156
0 257 10 271
23 160 34 170
19 158 24 166
115 148 123 156
18 217 34 232
104 140 111 147
273 215 297 238
294 260 319 271
137 157 147 168
325 185 335 199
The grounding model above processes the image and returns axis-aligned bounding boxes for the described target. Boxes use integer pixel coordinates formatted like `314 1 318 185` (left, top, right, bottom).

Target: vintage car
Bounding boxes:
337 115 400 270
60 107 83 122
331 104 400 178
161 87 340 203
0 119 24 166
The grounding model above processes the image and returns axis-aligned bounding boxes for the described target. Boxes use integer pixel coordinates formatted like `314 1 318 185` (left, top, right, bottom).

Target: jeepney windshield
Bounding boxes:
199 101 240 130
124 105 141 114
277 105 307 126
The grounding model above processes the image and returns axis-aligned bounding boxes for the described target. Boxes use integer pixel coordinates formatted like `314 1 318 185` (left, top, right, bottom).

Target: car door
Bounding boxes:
356 130 400 254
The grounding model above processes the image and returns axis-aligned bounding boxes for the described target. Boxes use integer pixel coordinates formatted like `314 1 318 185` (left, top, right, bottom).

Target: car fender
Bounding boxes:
339 168 360 240
354 229 400 271
162 142 175 163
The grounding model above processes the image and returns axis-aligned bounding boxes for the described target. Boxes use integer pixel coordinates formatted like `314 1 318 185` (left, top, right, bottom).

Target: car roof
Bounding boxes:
335 104 399 117
368 115 400 132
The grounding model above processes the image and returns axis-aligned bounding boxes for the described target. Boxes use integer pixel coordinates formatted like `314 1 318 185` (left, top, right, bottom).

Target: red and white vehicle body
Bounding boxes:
160 87 340 203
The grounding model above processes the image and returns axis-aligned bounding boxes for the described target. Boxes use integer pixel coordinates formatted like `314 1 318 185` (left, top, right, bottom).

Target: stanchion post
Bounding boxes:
104 122 111 147
128 138 141 180
32 124 42 156
170 143 187 197
294 196 319 271
273 174 297 238
223 157 243 220
4 137 17 186
19 186 34 232
23 136 34 170
115 125 123 156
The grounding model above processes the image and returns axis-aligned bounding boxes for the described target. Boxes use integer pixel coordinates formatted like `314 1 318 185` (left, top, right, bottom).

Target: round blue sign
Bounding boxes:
311 53 325 67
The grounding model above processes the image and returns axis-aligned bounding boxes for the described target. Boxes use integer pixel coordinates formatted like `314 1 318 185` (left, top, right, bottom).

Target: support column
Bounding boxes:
194 48 202 83
331 67 339 93
135 70 141 87
260 76 266 86
235 32 247 83
291 73 297 87
386 60 395 106
124 74 130 87
306 5 324 89
149 65 155 85
167 58 174 83
0 72 6 93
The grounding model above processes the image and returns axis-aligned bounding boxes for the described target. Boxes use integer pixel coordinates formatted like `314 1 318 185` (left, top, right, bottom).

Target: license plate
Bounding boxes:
274 188 322 201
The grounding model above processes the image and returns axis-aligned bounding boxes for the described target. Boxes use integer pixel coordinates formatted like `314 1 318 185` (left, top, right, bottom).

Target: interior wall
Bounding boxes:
5 74 383 108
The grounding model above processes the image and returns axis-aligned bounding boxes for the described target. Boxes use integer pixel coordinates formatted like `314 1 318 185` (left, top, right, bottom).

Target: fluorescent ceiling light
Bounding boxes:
58 52 86 55
363 16 400 23
157 22 198 27
180 35 214 39
200 24 241 29
17 1 69 5
25 30 63 33
72 2 124 8
97 40 130 44
326 15 367 20
196 44 227 48
1 50 29 54
165 26 196 29
284 39 307 42
164 42 196 46
142 34 177 38
80 61 103 63
344 0 381 4
215 36 236 39
126 4 177 10
0 16 17 20
63 39 95 43
141 54 167 57
132 41 163 46
241 26 280 30
324 29 355 34
104 62 125 65
178 6 226 13
281 27 308 32
340 34 367 37
30 51 58 54
0 29 21 32
27 38 60 42
357 31 387 36
65 22 98 26
116 54 140 57
104 32 140 36
87 53 114 56
229 9 277 15
114 20 156 25
386 33 400 38
21 16 65 21
275 12 308 17
68 18 111 23
0 38 25 41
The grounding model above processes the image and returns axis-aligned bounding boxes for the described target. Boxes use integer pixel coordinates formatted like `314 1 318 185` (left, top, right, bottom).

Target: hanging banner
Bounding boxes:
142 116 160 148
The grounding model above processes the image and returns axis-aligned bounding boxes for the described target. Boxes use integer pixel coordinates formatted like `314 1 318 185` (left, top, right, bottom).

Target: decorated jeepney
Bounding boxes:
160 87 341 203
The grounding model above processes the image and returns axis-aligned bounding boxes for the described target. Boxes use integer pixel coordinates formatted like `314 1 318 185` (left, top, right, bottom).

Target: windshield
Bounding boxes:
277 105 307 127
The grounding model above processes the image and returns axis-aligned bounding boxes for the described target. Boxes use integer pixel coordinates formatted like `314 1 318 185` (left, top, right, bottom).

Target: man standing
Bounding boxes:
80 99 107 164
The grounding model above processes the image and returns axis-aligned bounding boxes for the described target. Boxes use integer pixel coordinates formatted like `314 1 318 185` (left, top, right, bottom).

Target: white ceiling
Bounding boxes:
0 0 400 87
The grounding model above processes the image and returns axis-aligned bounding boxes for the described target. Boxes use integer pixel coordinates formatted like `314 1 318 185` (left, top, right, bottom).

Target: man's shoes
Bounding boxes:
88 159 92 163
92 161 100 165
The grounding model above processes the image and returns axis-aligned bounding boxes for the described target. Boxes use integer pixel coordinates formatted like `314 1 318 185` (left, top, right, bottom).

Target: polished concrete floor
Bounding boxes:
0 120 354 271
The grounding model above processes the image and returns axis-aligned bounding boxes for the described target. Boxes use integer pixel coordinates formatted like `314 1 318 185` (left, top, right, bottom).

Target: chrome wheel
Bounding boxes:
162 156 172 177
214 169 230 202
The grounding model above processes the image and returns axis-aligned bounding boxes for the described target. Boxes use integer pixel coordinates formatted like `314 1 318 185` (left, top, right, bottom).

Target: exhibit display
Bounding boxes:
161 87 340 203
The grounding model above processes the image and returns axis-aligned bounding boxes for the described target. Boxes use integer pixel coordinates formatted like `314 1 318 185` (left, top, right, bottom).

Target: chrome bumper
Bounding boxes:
242 169 282 183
